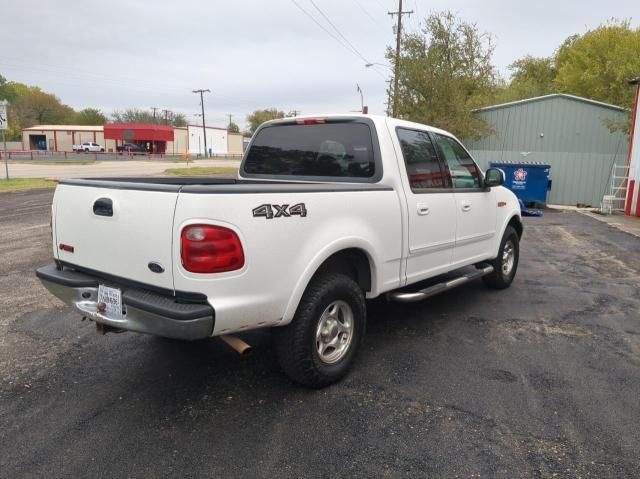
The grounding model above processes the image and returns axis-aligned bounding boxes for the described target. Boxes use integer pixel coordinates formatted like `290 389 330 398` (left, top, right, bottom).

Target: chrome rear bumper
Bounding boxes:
36 263 214 341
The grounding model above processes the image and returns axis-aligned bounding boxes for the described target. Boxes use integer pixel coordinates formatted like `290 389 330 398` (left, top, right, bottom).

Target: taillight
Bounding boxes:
181 225 245 273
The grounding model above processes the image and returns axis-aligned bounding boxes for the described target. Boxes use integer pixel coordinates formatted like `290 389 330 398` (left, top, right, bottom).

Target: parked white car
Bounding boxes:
72 142 104 152
37 114 522 387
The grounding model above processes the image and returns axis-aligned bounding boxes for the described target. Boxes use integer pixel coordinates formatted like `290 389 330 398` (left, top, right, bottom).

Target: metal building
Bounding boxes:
21 124 245 156
22 125 107 152
464 94 629 206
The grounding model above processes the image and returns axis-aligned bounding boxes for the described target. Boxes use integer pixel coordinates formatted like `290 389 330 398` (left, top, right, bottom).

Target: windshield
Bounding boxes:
243 121 376 179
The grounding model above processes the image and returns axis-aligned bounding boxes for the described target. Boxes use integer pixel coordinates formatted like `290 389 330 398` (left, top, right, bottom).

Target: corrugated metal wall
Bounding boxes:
464 95 629 206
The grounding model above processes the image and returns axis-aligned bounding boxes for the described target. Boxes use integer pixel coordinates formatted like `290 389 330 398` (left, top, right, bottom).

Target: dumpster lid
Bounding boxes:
490 161 550 168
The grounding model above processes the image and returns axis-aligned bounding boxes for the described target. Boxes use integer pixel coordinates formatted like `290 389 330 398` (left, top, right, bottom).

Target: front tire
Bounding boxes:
274 273 366 388
483 225 519 289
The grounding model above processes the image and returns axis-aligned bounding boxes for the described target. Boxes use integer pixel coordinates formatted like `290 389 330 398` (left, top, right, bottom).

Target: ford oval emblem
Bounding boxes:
148 262 165 274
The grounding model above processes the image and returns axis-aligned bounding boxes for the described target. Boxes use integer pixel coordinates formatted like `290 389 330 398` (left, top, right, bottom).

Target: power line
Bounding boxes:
290 0 386 80
407 0 420 30
308 0 369 64
290 0 361 61
351 0 384 28
0 60 186 97
0 57 187 93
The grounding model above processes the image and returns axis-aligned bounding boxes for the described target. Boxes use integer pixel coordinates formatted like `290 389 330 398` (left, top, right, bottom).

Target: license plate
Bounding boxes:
98 285 123 318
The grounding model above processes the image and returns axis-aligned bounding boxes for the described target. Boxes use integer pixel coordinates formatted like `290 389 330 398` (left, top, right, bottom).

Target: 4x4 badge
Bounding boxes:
252 203 307 219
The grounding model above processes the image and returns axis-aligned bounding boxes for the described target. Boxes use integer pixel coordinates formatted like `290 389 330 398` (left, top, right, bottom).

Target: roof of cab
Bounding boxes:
264 114 455 138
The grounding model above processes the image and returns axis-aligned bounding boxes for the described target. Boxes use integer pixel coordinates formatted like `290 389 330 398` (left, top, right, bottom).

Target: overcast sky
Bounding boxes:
0 0 637 130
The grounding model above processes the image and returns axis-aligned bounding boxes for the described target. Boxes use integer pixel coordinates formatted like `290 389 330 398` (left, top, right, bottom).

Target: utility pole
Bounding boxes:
388 0 412 117
150 107 159 121
288 109 301 117
0 100 8 180
193 89 210 157
227 113 233 128
161 109 172 125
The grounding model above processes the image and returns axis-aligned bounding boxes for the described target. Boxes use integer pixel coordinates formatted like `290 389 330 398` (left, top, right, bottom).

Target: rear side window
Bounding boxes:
244 122 375 179
434 134 481 189
397 128 448 191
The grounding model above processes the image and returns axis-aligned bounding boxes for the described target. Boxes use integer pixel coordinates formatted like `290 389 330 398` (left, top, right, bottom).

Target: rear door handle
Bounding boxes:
417 203 430 216
461 203 472 212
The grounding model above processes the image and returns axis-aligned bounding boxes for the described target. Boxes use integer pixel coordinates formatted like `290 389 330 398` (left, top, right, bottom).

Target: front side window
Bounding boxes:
434 134 481 189
397 128 448 191
243 121 375 179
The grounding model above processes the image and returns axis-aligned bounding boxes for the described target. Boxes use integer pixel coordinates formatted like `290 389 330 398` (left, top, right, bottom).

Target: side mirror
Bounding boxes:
484 168 505 188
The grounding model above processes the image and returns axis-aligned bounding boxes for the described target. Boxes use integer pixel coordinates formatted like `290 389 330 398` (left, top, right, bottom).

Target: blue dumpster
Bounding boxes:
490 162 551 205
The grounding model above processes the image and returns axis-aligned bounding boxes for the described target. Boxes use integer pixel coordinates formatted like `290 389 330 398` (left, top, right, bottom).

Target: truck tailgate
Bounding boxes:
53 183 179 290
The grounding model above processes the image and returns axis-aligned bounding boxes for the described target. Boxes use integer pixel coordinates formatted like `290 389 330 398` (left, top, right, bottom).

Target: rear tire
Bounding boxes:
483 225 519 289
274 272 366 388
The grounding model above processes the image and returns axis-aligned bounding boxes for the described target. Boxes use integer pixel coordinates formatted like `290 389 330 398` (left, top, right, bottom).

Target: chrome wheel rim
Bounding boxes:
315 300 354 364
502 240 515 276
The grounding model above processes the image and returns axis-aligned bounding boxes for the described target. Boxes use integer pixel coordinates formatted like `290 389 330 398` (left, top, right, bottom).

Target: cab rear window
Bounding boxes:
243 121 376 179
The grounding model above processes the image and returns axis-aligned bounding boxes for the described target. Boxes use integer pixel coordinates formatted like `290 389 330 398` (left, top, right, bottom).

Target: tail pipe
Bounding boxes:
220 335 252 355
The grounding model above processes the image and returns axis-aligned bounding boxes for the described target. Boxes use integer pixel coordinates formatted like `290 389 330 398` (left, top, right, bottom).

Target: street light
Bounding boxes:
365 62 392 71
193 89 210 157
365 64 393 116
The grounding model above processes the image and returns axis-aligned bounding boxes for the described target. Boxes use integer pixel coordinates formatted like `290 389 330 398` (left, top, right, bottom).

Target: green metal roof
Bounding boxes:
474 93 627 113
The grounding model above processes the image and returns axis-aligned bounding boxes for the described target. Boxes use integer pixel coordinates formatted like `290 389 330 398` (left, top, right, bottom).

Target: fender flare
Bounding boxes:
281 237 378 324
493 213 523 258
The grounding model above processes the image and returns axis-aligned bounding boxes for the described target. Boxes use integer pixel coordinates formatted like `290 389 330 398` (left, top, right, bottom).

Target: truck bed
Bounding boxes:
59 177 393 193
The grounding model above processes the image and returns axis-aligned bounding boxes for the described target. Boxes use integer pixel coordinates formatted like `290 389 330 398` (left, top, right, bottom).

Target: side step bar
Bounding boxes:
387 265 494 303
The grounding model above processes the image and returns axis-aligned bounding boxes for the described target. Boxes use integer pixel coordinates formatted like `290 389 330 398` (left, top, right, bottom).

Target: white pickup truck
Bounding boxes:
37 115 522 387
72 142 104 152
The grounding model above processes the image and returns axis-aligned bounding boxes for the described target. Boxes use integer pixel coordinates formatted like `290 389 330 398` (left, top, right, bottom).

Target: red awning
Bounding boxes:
103 124 174 142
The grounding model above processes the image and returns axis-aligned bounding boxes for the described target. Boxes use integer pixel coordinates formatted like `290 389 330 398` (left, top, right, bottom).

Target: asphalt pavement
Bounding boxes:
1 189 639 478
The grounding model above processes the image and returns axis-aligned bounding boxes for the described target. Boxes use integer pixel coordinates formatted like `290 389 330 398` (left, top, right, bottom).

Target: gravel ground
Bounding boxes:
1 189 639 478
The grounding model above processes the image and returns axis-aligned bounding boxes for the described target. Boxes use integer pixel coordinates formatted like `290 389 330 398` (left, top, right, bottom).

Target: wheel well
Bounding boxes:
312 249 372 293
508 216 523 239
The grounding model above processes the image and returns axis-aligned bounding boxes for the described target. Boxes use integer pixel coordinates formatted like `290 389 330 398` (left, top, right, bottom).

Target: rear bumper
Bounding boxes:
36 263 214 341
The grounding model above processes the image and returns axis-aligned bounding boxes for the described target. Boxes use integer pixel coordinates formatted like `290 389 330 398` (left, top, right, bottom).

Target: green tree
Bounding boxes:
112 108 188 127
0 74 18 103
246 108 285 135
172 113 187 127
388 11 499 139
554 19 640 112
2 82 75 139
111 108 157 124
497 56 557 103
228 121 240 133
75 108 107 125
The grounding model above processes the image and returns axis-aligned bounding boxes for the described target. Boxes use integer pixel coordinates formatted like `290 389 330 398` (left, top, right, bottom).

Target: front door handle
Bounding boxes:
461 203 472 212
417 203 430 216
